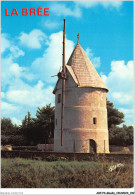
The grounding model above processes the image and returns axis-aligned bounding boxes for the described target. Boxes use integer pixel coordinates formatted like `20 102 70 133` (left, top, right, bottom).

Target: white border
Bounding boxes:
0 0 134 194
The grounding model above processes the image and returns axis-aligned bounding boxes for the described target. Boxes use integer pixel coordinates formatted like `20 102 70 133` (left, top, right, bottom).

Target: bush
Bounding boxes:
109 125 133 146
1 158 133 188
1 135 25 146
12 146 37 151
46 154 58 161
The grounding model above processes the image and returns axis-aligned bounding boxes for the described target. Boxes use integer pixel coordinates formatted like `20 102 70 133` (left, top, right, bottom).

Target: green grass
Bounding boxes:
1 158 133 188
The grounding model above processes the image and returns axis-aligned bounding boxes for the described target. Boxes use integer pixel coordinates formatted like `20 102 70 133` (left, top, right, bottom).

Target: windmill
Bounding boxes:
52 19 67 146
53 21 110 153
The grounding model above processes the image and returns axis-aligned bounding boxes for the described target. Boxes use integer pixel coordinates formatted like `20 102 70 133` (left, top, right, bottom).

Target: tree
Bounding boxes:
21 115 28 129
107 100 133 146
2 101 132 147
35 104 55 144
21 112 33 128
107 100 125 128
19 105 55 145
19 112 36 145
109 125 133 146
1 117 24 146
1 135 25 146
1 118 18 135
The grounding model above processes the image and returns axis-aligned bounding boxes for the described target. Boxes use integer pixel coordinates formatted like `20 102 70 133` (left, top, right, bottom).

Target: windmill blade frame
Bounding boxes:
61 19 66 146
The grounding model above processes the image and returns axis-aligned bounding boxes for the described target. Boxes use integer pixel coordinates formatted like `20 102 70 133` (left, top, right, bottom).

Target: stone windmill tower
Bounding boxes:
53 20 109 153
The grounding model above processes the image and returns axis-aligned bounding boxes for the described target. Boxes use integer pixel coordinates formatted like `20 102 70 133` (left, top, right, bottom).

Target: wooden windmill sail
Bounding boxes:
52 19 67 146
61 19 66 146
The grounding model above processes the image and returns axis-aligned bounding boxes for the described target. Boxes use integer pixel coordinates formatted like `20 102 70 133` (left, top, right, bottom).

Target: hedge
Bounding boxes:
1 150 133 163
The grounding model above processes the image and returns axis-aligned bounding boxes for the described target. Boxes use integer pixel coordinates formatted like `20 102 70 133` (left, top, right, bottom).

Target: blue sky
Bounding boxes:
1 1 134 126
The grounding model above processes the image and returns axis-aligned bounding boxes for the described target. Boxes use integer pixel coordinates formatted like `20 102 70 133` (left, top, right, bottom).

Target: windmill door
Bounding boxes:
89 139 97 153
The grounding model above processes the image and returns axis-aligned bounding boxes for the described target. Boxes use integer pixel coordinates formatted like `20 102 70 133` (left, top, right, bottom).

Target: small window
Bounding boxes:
56 119 57 126
58 94 61 103
93 117 97 124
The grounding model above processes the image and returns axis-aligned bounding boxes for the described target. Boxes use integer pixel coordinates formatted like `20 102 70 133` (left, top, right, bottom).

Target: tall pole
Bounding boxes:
61 19 66 146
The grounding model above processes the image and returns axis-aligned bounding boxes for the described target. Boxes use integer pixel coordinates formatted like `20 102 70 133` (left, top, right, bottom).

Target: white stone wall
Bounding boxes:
37 144 54 151
54 71 109 153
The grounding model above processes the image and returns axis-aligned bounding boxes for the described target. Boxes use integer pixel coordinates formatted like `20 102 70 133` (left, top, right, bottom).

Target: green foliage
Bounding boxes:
109 125 133 146
107 101 125 128
1 118 24 146
1 104 55 146
1 101 133 147
35 104 55 143
1 118 19 135
1 135 25 146
19 112 36 145
18 104 55 145
1 158 133 188
46 154 59 161
46 155 68 161
106 100 133 146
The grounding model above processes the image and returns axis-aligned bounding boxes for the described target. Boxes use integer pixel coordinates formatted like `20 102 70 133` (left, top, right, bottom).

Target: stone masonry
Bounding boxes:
53 43 110 153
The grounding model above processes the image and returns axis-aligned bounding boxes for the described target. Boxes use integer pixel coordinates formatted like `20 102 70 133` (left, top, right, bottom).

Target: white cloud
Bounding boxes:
2 77 54 121
86 47 101 68
31 31 74 83
9 46 24 58
50 3 82 18
1 33 10 53
101 60 133 105
119 108 134 126
1 101 18 114
19 29 46 49
1 34 27 88
11 117 22 125
49 1 122 20
1 57 16 86
1 30 73 121
1 34 24 58
1 56 34 88
9 63 24 77
6 81 54 107
42 19 61 29
111 92 133 104
1 92 5 99
102 60 133 94
75 1 122 9
8 63 34 81
91 57 101 68
101 60 133 125
119 108 133 115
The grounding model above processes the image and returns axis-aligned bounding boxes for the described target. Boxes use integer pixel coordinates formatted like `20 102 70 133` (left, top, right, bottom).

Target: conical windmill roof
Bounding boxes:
66 43 108 91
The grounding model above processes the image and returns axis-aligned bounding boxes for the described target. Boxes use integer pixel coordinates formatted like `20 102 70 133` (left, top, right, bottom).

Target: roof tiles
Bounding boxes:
67 43 108 91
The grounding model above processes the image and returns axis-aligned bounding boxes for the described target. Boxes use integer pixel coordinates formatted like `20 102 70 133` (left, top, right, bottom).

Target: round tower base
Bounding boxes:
54 129 110 153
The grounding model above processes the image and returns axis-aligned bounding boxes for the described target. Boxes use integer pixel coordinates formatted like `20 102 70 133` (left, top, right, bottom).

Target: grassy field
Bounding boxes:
1 158 133 188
